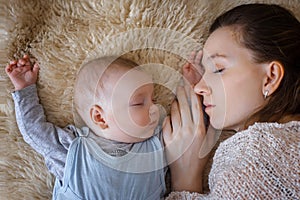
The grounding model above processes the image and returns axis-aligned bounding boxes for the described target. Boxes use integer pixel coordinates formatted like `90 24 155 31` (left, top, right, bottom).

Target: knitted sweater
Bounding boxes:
167 121 300 199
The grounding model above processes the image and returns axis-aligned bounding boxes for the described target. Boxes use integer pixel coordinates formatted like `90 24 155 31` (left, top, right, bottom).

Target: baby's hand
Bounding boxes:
5 55 39 91
182 51 203 86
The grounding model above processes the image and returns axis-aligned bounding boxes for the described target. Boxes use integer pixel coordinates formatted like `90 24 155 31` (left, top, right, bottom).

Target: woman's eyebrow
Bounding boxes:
201 53 228 70
202 53 228 64
208 53 228 59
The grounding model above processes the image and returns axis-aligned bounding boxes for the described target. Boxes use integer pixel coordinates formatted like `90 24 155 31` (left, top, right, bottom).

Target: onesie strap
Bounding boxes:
65 125 90 137
76 127 90 137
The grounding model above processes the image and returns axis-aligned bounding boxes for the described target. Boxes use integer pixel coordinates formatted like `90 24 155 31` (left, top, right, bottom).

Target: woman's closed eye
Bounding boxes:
213 68 225 73
213 64 225 73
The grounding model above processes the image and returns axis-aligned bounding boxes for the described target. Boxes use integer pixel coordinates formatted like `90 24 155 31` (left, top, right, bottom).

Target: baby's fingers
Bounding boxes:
5 64 12 74
5 60 17 74
23 54 29 59
10 60 17 65
32 63 40 74
16 54 31 67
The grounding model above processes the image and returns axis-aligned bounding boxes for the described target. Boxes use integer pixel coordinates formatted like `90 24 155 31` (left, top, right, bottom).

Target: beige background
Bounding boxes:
1 0 299 199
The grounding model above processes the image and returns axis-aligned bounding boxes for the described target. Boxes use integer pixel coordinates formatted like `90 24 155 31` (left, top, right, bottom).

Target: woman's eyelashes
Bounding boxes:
202 62 225 74
213 64 225 73
213 68 225 73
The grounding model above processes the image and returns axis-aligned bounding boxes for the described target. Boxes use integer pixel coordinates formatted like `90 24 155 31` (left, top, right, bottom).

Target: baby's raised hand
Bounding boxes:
182 51 203 86
5 55 39 91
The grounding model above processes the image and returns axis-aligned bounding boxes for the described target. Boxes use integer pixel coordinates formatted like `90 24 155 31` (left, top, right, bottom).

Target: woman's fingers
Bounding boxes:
199 126 219 159
183 50 204 86
190 86 202 125
170 100 181 133
176 86 192 125
182 62 191 77
195 50 203 67
163 100 183 145
184 84 192 110
188 51 196 64
188 50 202 67
162 116 172 145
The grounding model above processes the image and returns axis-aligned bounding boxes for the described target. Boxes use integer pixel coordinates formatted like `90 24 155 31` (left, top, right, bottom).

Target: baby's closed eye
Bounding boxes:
130 98 145 106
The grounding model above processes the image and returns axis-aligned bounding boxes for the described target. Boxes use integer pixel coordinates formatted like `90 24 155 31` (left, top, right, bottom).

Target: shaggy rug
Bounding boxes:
1 0 299 199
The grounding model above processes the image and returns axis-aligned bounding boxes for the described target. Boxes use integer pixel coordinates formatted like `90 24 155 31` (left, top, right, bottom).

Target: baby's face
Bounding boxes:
100 68 159 143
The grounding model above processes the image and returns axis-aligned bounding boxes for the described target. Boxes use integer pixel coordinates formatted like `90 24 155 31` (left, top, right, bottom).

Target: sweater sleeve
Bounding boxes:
165 122 300 199
12 84 76 180
166 191 209 199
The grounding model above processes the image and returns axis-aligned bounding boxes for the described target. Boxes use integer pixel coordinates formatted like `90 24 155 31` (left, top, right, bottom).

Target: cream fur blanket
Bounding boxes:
1 0 299 199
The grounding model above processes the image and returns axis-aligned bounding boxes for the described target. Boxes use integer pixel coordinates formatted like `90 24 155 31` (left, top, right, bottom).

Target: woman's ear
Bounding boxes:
262 61 284 98
90 105 108 129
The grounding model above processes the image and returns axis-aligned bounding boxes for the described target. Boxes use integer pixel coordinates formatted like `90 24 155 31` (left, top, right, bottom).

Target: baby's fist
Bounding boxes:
5 55 39 91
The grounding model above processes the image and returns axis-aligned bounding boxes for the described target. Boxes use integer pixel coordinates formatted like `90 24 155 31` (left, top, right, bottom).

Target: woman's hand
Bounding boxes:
163 85 209 193
5 54 39 91
182 51 203 86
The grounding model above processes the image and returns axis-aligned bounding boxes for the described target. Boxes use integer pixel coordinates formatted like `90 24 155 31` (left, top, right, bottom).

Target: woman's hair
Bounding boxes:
209 3 300 126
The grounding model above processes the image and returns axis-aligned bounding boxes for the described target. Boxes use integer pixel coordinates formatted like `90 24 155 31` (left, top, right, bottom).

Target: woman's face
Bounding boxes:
194 27 267 131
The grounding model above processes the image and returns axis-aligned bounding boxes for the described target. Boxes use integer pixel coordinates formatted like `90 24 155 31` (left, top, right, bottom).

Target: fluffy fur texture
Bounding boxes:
1 0 299 199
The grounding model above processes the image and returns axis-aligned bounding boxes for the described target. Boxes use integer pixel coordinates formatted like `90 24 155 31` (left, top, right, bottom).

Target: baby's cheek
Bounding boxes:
130 110 150 127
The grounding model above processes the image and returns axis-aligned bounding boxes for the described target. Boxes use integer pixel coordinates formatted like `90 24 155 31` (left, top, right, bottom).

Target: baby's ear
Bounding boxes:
90 105 108 129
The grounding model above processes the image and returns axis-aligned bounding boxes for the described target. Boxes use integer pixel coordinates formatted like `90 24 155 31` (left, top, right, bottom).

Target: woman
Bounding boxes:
163 3 300 199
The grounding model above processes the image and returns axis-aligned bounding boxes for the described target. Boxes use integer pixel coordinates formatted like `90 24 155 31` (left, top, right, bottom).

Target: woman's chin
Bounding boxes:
209 120 225 130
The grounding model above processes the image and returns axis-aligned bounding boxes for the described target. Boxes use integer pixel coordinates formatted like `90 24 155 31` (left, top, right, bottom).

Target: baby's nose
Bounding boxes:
149 104 159 117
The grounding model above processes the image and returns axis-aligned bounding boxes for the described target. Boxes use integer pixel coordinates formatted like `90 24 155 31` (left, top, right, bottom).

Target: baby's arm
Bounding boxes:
6 55 75 180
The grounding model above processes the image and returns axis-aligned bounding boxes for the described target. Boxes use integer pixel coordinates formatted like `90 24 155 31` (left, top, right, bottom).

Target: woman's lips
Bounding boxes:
204 104 215 112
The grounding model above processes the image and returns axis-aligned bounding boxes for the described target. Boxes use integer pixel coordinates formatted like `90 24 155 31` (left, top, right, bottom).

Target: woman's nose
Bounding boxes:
194 75 211 96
